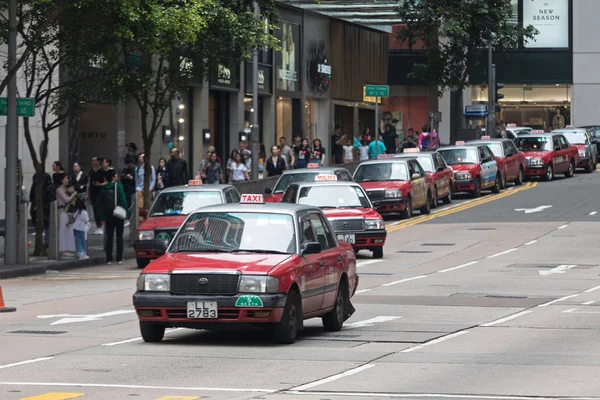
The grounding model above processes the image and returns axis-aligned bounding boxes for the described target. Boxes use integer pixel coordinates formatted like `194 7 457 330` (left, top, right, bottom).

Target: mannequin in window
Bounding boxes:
552 108 565 130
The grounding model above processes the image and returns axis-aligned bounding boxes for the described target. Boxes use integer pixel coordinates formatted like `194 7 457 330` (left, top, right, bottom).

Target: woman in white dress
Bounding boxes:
55 173 77 255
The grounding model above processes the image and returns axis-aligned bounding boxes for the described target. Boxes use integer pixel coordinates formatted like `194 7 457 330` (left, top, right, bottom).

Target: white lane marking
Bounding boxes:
289 364 376 391
382 275 427 287
0 357 54 370
514 205 552 214
37 310 136 326
401 330 469 353
582 301 596 305
557 224 569 230
439 261 478 273
487 248 518 259
354 289 371 295
284 391 600 399
481 310 532 327
0 382 275 393
584 285 600 293
538 264 578 276
563 308 578 313
102 328 184 346
357 260 384 268
524 240 537 246
563 309 600 314
589 211 598 216
537 294 579 307
344 316 402 329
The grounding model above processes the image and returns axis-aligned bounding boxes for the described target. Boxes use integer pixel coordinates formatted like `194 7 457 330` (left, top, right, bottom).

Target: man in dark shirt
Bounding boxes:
121 159 136 220
70 162 88 196
165 147 188 187
331 125 343 165
125 143 138 165
87 156 106 234
266 145 287 177
382 112 398 154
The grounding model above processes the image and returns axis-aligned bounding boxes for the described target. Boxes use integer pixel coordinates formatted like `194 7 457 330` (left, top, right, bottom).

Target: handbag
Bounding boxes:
113 184 127 220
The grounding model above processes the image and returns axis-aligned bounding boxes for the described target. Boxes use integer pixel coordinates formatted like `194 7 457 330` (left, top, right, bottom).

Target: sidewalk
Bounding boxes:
0 227 135 279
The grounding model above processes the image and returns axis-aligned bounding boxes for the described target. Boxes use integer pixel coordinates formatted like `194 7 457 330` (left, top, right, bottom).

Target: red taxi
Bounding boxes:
133 194 358 344
437 142 501 198
264 164 354 203
280 176 386 258
394 148 454 207
552 128 597 173
513 133 579 181
467 136 526 188
133 181 241 268
353 155 434 219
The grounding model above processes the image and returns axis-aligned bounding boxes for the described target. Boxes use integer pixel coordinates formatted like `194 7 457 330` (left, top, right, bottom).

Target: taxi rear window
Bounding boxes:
273 172 321 193
514 137 552 152
150 191 222 216
354 163 408 182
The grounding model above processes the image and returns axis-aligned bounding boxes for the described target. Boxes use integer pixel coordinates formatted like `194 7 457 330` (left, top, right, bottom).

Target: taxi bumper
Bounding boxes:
133 292 287 326
453 179 476 192
577 156 592 167
371 198 407 214
336 229 387 249
524 165 546 177
133 240 165 260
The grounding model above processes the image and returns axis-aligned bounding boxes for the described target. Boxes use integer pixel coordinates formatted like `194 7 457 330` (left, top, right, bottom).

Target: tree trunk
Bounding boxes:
450 89 465 144
143 139 153 210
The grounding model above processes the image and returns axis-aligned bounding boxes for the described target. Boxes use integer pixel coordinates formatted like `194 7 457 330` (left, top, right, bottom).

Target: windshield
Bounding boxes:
513 129 531 136
272 172 322 193
562 132 587 145
297 185 371 208
170 212 296 254
414 156 434 172
354 163 408 182
438 148 479 164
484 143 503 157
150 191 223 216
514 137 552 152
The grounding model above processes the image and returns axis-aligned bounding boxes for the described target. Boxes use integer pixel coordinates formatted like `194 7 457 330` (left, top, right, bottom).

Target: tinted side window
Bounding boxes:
309 213 334 250
553 137 561 150
282 186 296 203
225 191 234 203
559 136 569 149
431 155 440 170
230 190 241 203
436 154 447 169
300 216 316 244
413 161 424 175
508 142 519 155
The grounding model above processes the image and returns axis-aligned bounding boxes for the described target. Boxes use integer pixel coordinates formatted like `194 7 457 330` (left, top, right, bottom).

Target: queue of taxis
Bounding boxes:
514 132 579 181
394 148 454 207
264 164 354 202
552 127 597 172
467 137 526 188
134 181 241 268
280 176 386 258
437 142 501 198
133 194 358 344
353 155 434 219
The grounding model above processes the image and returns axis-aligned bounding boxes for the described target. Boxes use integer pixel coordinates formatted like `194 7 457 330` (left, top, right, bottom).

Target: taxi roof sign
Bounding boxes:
455 141 465 145
315 174 337 181
566 125 574 128
404 148 420 153
240 194 264 204
507 123 517 127
532 130 544 134
481 135 491 140
377 154 395 159
306 163 320 169
188 180 203 186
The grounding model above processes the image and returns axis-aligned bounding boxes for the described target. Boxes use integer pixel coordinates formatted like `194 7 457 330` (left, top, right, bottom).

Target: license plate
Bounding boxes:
337 234 356 244
186 301 218 319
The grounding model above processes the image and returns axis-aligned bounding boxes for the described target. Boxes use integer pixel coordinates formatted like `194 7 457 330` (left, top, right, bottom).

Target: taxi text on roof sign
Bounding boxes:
566 125 574 128
188 180 202 186
455 141 465 145
481 135 491 140
404 148 420 153
306 163 320 169
315 174 337 181
507 123 517 127
377 154 395 159
240 194 264 203
532 130 544 134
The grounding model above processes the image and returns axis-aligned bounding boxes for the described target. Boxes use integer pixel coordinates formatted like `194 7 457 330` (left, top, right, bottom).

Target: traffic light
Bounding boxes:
495 82 505 103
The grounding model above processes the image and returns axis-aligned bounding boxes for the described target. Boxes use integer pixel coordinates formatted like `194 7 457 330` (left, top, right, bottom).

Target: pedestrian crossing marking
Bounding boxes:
20 393 85 400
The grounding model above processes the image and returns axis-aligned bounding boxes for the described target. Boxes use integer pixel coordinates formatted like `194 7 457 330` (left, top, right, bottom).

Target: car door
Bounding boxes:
309 212 341 311
298 214 325 314
410 160 428 207
281 185 299 203
480 146 497 187
552 136 567 172
435 153 452 197
559 135 576 168
502 141 518 180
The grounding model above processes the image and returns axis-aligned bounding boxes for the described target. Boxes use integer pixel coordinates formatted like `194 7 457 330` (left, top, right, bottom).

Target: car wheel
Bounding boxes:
322 280 349 332
273 289 300 344
401 196 413 219
420 191 432 215
472 178 481 198
565 160 575 178
432 187 439 209
544 164 554 181
139 321 165 343
501 173 507 189
136 258 150 269
586 162 595 173
514 167 524 186
443 186 453 204
372 247 383 259
491 174 501 193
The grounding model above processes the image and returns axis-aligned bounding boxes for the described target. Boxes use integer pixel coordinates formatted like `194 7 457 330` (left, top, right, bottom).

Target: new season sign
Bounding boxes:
523 0 569 48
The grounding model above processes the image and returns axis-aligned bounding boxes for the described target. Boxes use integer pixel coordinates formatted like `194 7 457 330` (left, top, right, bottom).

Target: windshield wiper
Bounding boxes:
172 248 231 253
230 249 289 255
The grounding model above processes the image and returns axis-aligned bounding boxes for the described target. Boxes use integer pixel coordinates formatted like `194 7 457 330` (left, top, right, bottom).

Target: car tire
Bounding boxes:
273 289 300 344
491 174 501 194
322 280 349 332
502 173 507 189
372 247 383 259
471 178 481 198
443 186 453 204
586 162 595 173
514 167 524 186
420 191 432 215
565 160 575 178
136 258 150 269
544 164 554 181
401 196 413 219
139 321 165 343
432 187 439 209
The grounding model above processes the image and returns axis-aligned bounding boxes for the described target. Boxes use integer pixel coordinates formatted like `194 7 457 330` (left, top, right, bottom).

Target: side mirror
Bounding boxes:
301 241 321 256
411 173 421 180
154 239 169 253
264 187 272 194
436 166 444 172
139 209 148 218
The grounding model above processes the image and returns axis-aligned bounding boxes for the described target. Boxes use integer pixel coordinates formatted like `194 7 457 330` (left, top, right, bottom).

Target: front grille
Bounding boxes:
330 219 365 232
166 308 240 319
170 274 240 295
366 189 385 201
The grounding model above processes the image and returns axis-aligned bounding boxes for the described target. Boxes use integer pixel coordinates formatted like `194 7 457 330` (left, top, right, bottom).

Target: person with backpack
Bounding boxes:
70 197 90 260
100 169 128 264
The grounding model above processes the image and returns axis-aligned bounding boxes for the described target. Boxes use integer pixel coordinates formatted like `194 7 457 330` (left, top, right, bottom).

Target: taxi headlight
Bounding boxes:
365 219 385 230
384 189 401 198
239 276 279 293
138 274 170 292
455 172 472 180
529 158 543 166
139 230 154 241
579 150 586 157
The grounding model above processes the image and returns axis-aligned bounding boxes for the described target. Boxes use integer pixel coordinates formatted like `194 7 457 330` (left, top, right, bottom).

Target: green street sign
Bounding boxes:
235 295 264 308
365 85 389 98
0 97 35 117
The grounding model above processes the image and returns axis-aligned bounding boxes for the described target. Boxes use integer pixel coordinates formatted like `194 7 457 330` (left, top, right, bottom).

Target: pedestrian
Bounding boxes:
226 149 240 182
29 172 53 247
331 125 344 165
402 128 418 150
121 158 136 223
203 153 224 184
196 151 211 181
51 161 64 184
241 150 252 176
360 128 373 144
368 138 387 159
125 143 138 165
358 139 370 161
155 157 167 194
135 153 156 218
228 152 249 183
311 138 326 167
165 147 188 187
295 138 311 169
100 169 128 265
342 139 355 163
266 145 287 177
71 197 90 260
258 143 266 179
86 156 105 235
102 158 113 172
69 162 88 197
382 114 399 154
278 136 294 168
56 173 76 257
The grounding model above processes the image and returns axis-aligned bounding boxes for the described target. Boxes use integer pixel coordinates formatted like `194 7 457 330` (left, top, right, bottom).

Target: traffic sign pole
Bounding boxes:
5 0 17 265
375 97 379 158
364 85 389 159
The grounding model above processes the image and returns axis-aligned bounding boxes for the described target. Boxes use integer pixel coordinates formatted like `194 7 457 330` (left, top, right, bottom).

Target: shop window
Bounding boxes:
277 97 293 144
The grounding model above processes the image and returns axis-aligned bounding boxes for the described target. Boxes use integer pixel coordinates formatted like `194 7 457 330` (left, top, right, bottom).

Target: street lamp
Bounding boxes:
178 104 185 110
178 118 184 124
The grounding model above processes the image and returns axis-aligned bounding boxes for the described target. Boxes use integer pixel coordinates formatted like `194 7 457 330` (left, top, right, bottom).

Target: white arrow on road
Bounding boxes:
539 264 578 276
515 205 553 214
37 310 135 325
344 316 402 329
